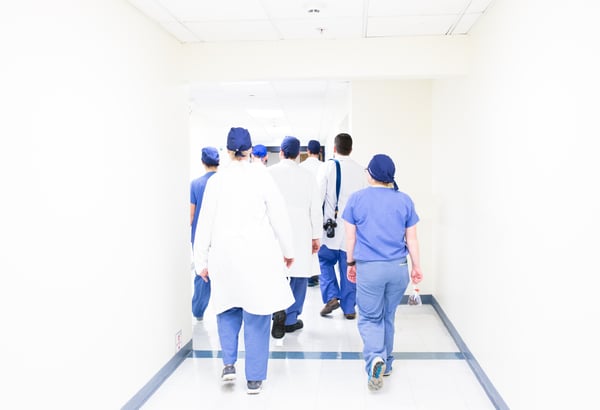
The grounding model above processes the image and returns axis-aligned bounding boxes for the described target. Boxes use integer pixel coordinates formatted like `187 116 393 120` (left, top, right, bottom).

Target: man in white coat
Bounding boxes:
300 139 324 287
194 127 295 395
317 133 368 320
268 136 322 338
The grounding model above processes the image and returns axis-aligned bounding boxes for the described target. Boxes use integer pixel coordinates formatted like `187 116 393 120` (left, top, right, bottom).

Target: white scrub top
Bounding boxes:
317 154 368 251
194 160 295 315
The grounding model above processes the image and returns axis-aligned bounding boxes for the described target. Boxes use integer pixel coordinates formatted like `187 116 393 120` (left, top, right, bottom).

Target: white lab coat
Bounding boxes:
317 154 368 251
300 156 325 275
193 160 295 315
268 159 322 277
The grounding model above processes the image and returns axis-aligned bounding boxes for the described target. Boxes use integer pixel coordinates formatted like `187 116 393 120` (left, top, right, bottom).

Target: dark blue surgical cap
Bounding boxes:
281 136 300 158
201 147 220 166
307 140 320 154
367 154 398 190
227 127 252 156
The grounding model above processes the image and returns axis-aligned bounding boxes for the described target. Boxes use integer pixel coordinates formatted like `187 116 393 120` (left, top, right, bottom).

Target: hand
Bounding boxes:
284 257 294 269
311 239 320 254
198 268 209 283
411 266 423 284
347 265 357 284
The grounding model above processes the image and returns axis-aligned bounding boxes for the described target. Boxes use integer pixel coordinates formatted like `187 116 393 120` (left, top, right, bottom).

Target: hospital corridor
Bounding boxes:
3 1 599 410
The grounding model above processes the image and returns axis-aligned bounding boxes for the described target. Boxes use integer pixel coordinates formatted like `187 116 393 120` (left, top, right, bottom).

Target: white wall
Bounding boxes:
350 80 434 293
432 0 600 408
0 1 189 408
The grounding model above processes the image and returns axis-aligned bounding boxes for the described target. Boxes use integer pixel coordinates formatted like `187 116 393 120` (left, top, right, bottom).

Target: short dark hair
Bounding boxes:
334 133 352 155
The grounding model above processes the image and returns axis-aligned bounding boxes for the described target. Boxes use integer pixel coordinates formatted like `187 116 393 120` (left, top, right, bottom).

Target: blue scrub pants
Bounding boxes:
356 259 409 376
216 307 271 381
285 277 308 325
318 245 356 314
192 275 211 318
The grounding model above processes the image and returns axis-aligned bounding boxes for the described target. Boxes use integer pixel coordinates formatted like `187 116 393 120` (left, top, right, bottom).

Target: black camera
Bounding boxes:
323 218 337 238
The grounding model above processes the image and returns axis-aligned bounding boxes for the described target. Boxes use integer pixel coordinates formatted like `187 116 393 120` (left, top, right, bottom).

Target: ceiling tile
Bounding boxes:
452 12 483 34
127 0 176 22
159 0 268 21
368 0 472 16
184 20 280 42
367 15 459 37
261 0 365 19
274 17 363 40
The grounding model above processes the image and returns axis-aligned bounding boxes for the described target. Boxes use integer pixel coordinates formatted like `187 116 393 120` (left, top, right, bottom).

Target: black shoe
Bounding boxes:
247 380 263 394
320 298 340 316
307 276 319 287
284 320 304 333
271 310 286 339
344 313 356 320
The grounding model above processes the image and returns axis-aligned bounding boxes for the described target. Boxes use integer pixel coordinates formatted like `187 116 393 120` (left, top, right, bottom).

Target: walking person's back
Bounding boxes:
316 133 368 319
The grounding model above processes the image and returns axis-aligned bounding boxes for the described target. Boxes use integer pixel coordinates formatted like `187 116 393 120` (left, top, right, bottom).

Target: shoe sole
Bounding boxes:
368 359 386 391
247 384 262 394
222 374 236 382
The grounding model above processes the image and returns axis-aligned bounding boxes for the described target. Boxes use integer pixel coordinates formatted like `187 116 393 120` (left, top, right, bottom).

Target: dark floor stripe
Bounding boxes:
190 350 464 360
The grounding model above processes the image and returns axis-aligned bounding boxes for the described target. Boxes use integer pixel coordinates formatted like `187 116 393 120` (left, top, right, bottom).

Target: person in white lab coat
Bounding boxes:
268 136 322 338
300 140 324 287
193 127 295 395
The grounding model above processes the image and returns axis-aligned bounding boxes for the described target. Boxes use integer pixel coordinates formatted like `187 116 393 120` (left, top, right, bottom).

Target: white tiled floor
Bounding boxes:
141 286 495 410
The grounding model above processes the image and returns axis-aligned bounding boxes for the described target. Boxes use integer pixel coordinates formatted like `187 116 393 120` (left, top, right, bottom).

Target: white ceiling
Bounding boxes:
128 0 493 145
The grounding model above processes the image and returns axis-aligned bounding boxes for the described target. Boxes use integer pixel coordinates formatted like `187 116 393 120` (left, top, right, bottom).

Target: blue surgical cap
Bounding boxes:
307 140 321 154
227 127 252 156
367 154 398 190
252 144 267 158
201 147 220 166
281 136 300 158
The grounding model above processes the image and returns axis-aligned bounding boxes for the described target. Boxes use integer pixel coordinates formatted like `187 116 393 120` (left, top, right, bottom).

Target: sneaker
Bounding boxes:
284 320 304 333
246 380 262 394
367 357 386 391
194 316 203 321
344 313 356 320
307 276 319 287
320 298 340 316
271 310 286 339
221 364 236 382
383 367 393 377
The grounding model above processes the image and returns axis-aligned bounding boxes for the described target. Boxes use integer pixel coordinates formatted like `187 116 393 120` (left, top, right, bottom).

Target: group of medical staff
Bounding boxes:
190 127 423 394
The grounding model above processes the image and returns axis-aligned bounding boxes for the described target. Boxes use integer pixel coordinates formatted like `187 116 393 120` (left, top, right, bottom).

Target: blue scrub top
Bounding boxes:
342 186 419 261
190 171 216 246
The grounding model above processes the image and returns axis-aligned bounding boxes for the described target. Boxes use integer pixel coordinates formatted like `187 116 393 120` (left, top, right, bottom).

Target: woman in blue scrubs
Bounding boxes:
342 154 423 391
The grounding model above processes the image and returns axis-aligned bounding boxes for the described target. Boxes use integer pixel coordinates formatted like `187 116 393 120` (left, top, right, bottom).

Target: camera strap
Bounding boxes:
332 159 340 218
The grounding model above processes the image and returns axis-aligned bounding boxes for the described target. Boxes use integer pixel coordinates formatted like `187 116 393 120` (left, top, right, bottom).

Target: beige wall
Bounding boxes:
432 0 600 408
350 80 434 293
0 1 188 408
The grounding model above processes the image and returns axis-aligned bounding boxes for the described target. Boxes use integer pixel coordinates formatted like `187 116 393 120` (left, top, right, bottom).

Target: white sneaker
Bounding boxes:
368 357 386 391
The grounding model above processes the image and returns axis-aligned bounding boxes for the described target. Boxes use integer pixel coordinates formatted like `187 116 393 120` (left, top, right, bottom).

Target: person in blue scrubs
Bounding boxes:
342 154 423 392
190 147 219 320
